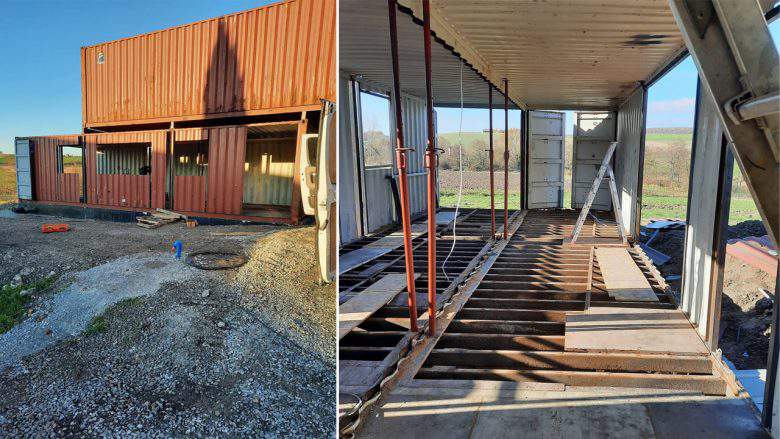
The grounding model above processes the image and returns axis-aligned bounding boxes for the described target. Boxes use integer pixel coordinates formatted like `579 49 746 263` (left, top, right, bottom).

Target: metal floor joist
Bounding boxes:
413 210 726 395
339 208 517 412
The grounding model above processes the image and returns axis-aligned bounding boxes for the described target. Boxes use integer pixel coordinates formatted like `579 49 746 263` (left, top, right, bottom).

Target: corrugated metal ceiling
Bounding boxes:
346 0 775 110
340 0 519 109
247 123 298 137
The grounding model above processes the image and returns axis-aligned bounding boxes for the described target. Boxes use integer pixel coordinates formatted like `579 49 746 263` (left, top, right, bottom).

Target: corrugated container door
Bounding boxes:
173 176 207 212
207 126 246 215
173 128 209 212
14 139 32 200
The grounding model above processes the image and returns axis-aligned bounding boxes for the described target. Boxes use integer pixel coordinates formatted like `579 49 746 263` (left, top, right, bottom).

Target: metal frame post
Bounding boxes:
488 85 496 238
387 0 418 332
503 78 509 240
669 0 779 245
422 0 437 335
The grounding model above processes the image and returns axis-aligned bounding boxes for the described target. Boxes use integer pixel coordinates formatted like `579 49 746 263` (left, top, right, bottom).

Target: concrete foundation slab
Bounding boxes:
358 387 767 439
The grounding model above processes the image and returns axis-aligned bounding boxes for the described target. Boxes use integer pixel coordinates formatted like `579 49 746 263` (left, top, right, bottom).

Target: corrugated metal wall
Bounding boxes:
57 174 81 202
396 93 428 217
361 89 430 233
96 144 148 175
243 139 295 206
31 135 81 202
173 141 209 176
82 0 336 127
173 175 207 212
681 88 725 341
337 76 432 243
172 138 208 212
572 112 615 210
207 125 246 215
94 174 150 207
84 131 166 208
614 87 646 239
363 166 395 233
338 74 361 245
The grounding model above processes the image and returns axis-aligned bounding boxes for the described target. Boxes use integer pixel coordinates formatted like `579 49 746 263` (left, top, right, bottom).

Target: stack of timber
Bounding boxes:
137 209 187 229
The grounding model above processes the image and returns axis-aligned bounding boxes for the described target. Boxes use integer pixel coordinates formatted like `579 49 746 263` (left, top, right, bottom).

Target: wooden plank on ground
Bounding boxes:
594 247 658 302
565 306 710 356
339 273 417 339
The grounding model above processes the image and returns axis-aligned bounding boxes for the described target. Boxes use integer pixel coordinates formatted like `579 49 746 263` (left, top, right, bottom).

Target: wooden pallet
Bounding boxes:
136 209 186 229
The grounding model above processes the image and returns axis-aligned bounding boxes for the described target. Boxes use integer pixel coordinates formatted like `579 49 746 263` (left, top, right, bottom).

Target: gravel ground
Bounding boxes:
0 210 336 437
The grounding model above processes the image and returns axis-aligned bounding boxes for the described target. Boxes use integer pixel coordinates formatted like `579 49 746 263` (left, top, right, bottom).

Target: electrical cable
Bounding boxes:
442 61 464 281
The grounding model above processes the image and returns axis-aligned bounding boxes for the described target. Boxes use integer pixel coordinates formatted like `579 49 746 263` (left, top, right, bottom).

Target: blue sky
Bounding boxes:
0 0 272 153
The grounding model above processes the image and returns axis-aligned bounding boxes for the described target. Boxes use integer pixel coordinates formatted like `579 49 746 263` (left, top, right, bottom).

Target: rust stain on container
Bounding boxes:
173 175 207 212
82 0 336 128
207 126 247 215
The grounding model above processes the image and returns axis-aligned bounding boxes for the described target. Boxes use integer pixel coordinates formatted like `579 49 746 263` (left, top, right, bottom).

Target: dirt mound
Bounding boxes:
642 219 775 369
233 227 336 363
727 220 767 240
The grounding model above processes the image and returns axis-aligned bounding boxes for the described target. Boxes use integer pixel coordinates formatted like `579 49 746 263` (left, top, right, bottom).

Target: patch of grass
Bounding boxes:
115 297 143 308
0 284 32 334
0 274 59 334
84 315 108 336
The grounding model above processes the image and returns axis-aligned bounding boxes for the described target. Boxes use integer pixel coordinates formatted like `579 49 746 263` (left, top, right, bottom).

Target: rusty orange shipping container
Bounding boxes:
81 0 336 129
15 0 336 228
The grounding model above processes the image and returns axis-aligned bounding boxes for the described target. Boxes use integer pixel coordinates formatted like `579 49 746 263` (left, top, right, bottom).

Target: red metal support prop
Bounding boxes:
488 84 495 239
422 0 437 335
503 78 510 240
387 0 418 332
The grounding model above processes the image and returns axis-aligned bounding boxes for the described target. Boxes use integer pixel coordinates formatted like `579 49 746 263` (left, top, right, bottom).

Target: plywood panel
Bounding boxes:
595 247 658 302
339 273 416 338
565 307 709 356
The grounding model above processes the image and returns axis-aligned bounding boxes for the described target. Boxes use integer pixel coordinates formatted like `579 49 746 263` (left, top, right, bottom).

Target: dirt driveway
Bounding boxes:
0 210 336 437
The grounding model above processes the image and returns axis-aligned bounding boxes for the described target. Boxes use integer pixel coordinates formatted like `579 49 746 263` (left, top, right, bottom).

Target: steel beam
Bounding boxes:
387 0 419 332
422 0 437 335
503 78 510 240
489 84 496 238
669 0 779 245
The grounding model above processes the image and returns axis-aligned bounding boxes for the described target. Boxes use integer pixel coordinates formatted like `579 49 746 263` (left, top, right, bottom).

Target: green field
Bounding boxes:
0 154 16 204
440 184 761 225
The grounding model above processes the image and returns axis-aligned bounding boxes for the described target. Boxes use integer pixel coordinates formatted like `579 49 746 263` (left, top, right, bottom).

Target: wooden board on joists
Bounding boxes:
339 273 419 339
339 212 459 275
565 307 710 356
595 247 658 302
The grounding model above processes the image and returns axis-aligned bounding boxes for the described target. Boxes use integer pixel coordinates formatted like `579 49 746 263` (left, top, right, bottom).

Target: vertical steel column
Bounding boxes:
422 0 437 335
503 78 509 240
387 0 418 332
488 85 495 238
